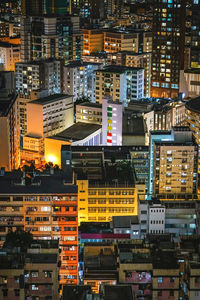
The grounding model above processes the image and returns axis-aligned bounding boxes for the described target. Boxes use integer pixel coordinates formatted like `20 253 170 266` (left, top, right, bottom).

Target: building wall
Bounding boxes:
77 180 138 224
0 117 10 170
44 138 71 166
76 104 102 125
149 205 165 234
27 103 43 137
154 145 197 195
102 98 123 146
81 29 104 55
0 193 78 285
0 45 20 71
104 32 139 53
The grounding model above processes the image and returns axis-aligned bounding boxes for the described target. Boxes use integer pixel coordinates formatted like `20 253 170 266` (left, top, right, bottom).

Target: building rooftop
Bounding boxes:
123 115 146 136
96 65 144 74
62 145 148 153
185 96 200 114
62 285 93 300
185 68 200 74
50 122 101 142
76 101 102 109
0 171 77 194
30 94 72 105
65 60 102 68
103 285 135 300
113 216 139 228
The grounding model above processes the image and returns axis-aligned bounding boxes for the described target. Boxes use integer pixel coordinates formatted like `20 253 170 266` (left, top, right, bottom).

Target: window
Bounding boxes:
14 289 20 296
14 276 20 283
45 284 52 290
31 271 38 278
44 271 52 278
32 284 39 290
2 289 8 296
41 206 51 212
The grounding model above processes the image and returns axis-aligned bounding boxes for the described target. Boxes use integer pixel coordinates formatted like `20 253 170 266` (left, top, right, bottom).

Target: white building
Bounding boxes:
95 65 144 105
63 61 102 102
102 98 123 146
27 94 74 138
148 203 165 234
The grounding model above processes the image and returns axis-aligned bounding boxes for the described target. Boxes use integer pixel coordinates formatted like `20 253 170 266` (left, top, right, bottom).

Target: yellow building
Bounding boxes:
81 29 104 55
77 180 138 224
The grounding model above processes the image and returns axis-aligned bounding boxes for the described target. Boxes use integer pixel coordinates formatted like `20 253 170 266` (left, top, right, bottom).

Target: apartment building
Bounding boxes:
63 61 102 102
186 97 200 172
16 60 62 96
149 127 198 196
0 170 78 285
0 240 59 300
81 29 104 55
83 243 117 294
0 41 20 71
152 254 180 300
95 65 144 104
107 51 151 97
26 94 74 138
118 242 152 298
151 0 186 98
104 31 139 53
76 102 102 124
20 15 82 63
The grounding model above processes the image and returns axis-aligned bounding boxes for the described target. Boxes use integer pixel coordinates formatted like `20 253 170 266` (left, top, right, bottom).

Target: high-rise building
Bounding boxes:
20 15 82 64
104 31 139 53
107 52 151 98
44 0 70 14
151 0 186 98
21 0 42 15
191 0 200 68
185 96 200 173
70 0 105 19
149 127 198 196
63 61 102 102
0 170 79 285
21 0 70 15
95 65 144 104
15 60 62 96
81 29 104 55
